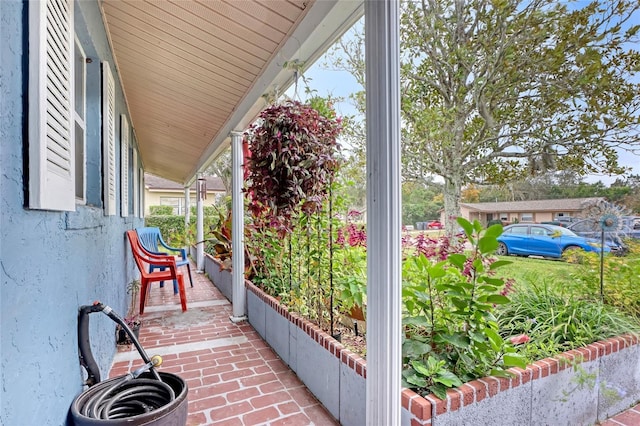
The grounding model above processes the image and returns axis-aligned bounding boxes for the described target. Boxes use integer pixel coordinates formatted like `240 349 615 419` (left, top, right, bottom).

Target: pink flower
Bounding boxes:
509 334 530 345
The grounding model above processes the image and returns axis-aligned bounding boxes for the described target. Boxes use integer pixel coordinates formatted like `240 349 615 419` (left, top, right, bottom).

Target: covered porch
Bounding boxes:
110 259 337 425
102 0 403 423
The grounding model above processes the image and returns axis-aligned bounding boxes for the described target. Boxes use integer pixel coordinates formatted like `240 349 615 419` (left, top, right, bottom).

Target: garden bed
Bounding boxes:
205 254 640 426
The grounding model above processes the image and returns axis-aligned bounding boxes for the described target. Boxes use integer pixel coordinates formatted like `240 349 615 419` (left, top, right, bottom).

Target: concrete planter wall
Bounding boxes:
203 255 640 425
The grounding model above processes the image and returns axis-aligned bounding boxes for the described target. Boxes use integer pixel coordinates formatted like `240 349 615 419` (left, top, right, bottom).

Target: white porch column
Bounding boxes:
230 131 247 322
365 1 402 424
184 186 191 228
196 175 205 271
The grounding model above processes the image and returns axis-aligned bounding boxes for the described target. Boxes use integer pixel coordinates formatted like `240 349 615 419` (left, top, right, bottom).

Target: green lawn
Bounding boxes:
493 255 577 289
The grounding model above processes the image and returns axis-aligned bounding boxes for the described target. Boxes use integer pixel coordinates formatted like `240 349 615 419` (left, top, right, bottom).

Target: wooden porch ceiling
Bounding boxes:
100 0 362 185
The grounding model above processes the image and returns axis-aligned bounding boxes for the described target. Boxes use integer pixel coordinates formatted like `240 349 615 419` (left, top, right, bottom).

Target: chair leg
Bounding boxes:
172 279 178 295
139 280 149 315
150 265 166 288
177 274 187 312
186 264 194 287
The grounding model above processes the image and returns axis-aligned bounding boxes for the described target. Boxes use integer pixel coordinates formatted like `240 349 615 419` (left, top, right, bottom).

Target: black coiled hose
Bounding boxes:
74 302 184 423
79 377 175 420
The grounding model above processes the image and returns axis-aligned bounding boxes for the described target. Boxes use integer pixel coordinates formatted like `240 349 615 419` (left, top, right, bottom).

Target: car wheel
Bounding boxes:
562 245 582 254
562 245 584 263
496 242 508 256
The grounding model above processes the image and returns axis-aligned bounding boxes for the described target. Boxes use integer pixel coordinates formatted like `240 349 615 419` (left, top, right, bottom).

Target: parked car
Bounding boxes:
540 217 580 228
426 220 443 230
567 218 635 255
496 224 610 259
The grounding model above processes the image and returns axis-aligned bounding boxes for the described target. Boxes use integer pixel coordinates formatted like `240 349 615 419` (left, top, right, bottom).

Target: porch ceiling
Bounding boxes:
100 0 362 185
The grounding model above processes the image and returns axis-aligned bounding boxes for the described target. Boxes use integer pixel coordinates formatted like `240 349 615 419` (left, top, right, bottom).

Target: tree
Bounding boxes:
206 149 232 196
327 0 640 234
402 180 443 226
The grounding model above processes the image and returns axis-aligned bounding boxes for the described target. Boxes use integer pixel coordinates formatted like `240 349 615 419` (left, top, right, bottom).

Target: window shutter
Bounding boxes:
133 149 139 217
102 62 116 216
139 167 145 218
28 0 75 211
120 115 129 217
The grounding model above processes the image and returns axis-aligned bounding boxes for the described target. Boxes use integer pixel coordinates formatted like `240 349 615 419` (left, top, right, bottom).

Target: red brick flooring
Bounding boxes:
109 261 640 426
599 403 640 426
109 265 338 426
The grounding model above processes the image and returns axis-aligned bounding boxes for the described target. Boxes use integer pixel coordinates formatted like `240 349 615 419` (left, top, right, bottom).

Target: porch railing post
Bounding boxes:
230 131 247 322
365 0 402 424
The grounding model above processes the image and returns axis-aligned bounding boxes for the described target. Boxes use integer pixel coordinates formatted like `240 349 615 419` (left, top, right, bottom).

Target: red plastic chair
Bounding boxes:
126 230 187 315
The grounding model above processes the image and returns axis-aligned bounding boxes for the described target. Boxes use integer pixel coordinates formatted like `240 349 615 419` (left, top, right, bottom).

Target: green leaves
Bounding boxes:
245 100 342 235
402 220 527 398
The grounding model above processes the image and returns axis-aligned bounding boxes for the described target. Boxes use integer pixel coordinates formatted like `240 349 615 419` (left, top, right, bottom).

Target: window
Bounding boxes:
28 0 75 211
520 213 533 222
102 62 116 216
530 226 548 236
74 37 86 203
499 213 508 222
509 226 528 235
160 197 197 215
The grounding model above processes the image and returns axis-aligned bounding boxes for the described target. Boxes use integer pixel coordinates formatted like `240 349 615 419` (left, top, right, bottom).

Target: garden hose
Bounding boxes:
78 376 175 419
75 302 177 421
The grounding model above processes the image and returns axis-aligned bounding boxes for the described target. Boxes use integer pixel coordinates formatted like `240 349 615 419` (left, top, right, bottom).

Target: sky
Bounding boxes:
287 13 640 187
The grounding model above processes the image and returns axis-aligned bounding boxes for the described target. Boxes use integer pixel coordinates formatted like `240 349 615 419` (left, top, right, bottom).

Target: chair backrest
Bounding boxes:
136 227 161 253
126 230 151 276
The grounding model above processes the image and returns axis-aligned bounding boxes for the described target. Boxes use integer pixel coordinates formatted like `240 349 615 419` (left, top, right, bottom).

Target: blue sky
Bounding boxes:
289 11 639 186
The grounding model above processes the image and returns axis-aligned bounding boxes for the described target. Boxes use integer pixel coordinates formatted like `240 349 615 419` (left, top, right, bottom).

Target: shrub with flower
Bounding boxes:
402 218 527 399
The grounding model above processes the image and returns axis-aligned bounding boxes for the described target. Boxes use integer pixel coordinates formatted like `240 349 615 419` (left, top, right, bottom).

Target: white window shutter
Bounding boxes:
102 62 116 216
120 115 129 217
132 149 139 217
28 0 75 211
139 167 145 218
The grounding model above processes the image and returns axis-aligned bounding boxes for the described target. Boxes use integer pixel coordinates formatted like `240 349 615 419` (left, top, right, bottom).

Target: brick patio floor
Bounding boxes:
599 403 640 426
109 261 640 426
109 264 338 426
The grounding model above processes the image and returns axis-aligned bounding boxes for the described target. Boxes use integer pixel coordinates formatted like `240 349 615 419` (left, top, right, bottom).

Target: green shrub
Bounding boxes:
144 214 218 247
487 219 503 227
189 205 217 217
566 239 640 317
149 205 174 215
401 218 526 399
497 281 640 362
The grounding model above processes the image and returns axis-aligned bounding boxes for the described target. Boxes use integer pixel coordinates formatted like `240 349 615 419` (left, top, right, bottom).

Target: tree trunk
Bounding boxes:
443 174 462 236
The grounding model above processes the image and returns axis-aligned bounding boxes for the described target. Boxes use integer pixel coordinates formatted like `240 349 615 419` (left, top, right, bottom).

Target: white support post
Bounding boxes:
196 175 205 272
365 1 402 424
230 131 247 322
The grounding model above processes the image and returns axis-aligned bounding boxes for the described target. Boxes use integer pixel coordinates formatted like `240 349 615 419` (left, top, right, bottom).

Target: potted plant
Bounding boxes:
116 279 141 345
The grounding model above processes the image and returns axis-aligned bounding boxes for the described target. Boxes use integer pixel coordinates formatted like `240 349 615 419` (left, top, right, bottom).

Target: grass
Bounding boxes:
493 255 577 289
490 252 640 361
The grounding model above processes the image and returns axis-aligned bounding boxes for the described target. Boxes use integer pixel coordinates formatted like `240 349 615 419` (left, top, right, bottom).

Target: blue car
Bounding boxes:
496 224 610 259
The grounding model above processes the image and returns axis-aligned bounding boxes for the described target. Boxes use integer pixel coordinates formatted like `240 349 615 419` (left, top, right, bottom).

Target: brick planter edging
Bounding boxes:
246 281 365 365
204 254 640 425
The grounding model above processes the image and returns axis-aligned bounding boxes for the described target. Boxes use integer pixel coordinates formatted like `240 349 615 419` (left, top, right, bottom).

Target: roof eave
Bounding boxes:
184 0 364 186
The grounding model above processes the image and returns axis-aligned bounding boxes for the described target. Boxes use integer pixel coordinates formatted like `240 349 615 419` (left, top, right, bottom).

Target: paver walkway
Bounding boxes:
109 265 338 426
109 261 640 426
600 403 640 426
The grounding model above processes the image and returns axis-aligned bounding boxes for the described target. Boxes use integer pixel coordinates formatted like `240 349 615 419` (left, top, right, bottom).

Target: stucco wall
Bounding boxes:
0 1 141 424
